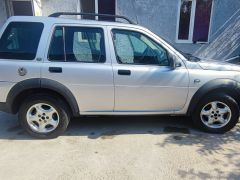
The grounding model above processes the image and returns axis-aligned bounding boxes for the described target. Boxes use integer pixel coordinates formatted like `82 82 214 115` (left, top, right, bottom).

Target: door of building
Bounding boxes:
11 0 34 16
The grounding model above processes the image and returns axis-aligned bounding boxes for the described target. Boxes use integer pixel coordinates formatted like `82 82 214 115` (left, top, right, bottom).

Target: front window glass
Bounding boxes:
112 29 169 66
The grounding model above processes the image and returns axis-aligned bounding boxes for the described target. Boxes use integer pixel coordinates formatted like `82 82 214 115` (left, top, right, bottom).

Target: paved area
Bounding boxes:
0 112 240 180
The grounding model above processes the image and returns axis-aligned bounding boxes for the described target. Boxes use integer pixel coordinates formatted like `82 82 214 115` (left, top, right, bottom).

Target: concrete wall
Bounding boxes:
117 0 240 60
0 0 8 27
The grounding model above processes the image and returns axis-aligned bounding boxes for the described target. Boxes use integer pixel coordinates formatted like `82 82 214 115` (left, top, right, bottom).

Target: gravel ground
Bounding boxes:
0 112 240 180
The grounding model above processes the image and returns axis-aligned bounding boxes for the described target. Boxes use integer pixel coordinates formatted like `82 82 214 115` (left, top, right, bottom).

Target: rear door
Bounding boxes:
42 24 114 113
0 21 43 102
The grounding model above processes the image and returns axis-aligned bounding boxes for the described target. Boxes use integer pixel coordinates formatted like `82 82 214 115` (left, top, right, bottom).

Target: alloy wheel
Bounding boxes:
26 103 59 133
200 101 232 129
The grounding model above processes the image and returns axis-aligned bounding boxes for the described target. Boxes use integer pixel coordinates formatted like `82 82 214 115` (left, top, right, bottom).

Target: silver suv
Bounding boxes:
0 13 240 138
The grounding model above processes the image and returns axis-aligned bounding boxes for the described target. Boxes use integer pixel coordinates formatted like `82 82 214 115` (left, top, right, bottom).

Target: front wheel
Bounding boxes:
192 93 239 133
18 94 70 139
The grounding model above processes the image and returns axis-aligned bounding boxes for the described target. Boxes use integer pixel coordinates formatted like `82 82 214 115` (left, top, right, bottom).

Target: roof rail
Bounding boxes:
48 12 136 24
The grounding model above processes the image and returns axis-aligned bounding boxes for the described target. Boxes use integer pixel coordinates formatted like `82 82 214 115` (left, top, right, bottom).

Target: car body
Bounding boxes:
0 15 240 138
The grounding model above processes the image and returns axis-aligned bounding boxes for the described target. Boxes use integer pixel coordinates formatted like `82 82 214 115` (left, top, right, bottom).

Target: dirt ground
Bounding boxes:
0 112 240 180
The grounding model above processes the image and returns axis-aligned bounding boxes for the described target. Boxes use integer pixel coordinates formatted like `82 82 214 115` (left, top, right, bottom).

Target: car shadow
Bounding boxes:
0 112 196 140
0 112 239 141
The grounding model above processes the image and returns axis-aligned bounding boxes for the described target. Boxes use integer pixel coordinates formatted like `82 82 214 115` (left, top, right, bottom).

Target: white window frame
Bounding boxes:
176 0 196 43
78 0 99 20
95 0 98 14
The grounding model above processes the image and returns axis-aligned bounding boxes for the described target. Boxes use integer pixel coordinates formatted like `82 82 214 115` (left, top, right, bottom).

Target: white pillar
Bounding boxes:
32 0 42 16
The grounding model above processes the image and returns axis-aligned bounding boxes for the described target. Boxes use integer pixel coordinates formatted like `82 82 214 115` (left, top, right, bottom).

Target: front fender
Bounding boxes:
187 79 240 115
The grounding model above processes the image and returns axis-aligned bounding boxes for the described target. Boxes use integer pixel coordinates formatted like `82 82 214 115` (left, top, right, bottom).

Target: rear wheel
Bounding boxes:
18 94 70 139
192 93 239 133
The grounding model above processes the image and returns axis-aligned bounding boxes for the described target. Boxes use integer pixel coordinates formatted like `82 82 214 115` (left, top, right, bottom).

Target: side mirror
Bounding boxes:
175 62 182 68
169 53 181 69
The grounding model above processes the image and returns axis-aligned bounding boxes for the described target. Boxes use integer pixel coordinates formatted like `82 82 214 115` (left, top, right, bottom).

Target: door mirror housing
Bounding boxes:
169 53 181 69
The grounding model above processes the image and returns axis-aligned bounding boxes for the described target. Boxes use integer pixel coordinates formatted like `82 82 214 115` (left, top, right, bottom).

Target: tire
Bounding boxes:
18 94 70 139
192 93 239 133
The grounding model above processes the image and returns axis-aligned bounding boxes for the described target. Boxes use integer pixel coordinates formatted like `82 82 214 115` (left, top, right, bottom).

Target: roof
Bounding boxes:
7 16 142 29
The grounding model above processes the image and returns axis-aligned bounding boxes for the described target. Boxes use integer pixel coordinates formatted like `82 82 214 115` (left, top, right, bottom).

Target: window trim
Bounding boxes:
47 26 65 62
47 25 106 63
111 28 170 66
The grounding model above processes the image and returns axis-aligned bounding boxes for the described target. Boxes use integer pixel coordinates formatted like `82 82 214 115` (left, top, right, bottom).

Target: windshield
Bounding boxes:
160 37 201 62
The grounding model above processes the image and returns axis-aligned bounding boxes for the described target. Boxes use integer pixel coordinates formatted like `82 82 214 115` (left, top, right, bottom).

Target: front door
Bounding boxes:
110 28 189 113
42 25 114 113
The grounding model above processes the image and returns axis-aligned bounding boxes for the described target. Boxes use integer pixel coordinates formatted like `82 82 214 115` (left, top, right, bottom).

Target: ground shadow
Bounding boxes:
0 113 194 140
1 113 240 144
155 121 240 179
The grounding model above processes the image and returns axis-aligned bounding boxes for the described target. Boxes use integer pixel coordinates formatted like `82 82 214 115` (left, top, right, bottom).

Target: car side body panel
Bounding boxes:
1 16 240 117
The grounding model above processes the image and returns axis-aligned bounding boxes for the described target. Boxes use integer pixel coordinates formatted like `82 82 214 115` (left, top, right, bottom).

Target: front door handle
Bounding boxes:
49 67 62 73
118 69 131 76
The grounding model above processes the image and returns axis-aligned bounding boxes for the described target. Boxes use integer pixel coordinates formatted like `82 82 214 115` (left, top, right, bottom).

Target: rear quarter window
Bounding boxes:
0 22 44 60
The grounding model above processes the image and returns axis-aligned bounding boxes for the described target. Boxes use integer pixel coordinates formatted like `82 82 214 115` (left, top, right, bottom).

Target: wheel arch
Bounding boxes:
187 79 240 116
6 78 80 117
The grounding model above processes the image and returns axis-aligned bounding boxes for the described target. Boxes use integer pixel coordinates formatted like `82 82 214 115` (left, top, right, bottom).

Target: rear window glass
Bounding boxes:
0 22 44 60
48 26 106 63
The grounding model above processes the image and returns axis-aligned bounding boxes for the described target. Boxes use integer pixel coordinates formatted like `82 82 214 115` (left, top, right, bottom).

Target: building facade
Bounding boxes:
0 0 239 60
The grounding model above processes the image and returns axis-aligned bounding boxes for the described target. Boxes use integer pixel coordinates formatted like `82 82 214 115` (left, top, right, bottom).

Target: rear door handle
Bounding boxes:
118 69 131 76
49 67 62 73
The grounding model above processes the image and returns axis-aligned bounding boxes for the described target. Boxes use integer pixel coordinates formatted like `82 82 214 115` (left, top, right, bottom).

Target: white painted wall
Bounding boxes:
41 0 78 16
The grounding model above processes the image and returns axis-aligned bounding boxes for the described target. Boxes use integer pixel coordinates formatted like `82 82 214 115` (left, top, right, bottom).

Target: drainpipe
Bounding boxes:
4 0 11 17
